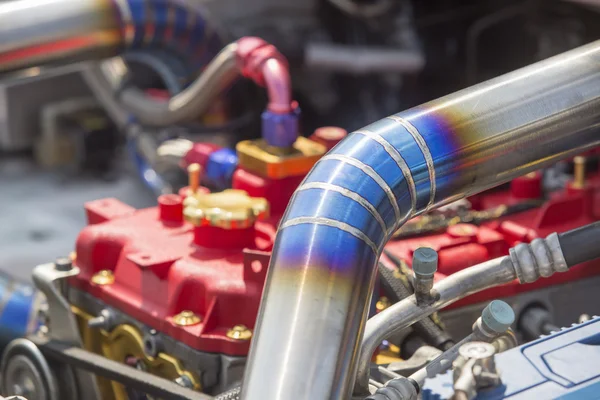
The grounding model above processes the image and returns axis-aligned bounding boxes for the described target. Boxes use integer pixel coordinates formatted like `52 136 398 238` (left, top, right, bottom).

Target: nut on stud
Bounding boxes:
376 297 391 312
226 325 252 341
91 270 115 286
173 311 202 326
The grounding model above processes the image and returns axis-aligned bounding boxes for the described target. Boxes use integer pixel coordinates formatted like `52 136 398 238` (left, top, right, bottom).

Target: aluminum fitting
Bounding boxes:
472 300 515 341
413 247 438 305
509 232 568 283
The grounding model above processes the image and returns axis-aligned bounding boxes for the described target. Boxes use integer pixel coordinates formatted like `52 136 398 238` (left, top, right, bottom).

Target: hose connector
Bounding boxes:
509 233 568 283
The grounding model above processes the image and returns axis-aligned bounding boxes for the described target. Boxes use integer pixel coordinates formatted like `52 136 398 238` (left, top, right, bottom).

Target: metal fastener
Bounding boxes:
91 270 115 286
54 256 72 272
413 247 438 304
88 308 116 331
376 297 391 312
175 375 194 389
226 325 252 341
173 311 201 326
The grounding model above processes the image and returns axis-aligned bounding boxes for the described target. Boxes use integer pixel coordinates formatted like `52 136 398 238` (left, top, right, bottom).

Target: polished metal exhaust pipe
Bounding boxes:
0 0 123 72
243 40 600 399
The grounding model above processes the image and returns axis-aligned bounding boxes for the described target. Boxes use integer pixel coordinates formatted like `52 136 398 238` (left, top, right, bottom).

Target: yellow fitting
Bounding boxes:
172 311 202 327
226 325 252 341
183 189 268 229
91 270 115 286
236 137 326 179
376 297 391 312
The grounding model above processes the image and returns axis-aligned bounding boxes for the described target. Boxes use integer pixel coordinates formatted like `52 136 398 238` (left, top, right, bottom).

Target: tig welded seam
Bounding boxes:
386 115 436 210
297 182 389 236
354 129 417 217
280 217 380 256
319 154 402 223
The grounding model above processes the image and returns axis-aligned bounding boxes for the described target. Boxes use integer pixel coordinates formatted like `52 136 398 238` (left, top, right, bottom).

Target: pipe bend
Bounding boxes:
244 40 600 400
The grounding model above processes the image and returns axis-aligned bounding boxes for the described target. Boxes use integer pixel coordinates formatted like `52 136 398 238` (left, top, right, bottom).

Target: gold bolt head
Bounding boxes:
226 325 252 341
91 270 115 286
376 297 391 312
173 310 202 326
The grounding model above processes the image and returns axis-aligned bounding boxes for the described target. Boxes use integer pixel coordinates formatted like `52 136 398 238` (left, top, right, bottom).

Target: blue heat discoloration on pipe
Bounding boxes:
244 40 600 400
122 0 222 72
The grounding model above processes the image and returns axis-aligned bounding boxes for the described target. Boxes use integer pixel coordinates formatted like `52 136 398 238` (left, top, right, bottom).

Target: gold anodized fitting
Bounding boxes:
91 270 115 286
236 137 326 179
226 325 252 341
183 189 268 229
173 310 202 326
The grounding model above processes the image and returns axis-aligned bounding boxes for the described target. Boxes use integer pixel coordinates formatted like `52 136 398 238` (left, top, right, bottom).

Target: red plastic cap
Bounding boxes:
310 126 348 150
158 194 183 223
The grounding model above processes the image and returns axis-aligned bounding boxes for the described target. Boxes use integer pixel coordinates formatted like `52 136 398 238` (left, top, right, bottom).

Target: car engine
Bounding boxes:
1 0 600 399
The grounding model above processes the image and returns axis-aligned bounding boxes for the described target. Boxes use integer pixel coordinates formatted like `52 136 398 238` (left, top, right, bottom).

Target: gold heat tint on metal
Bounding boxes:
226 325 253 341
173 310 202 327
573 156 587 189
183 189 269 229
236 137 327 179
91 270 115 286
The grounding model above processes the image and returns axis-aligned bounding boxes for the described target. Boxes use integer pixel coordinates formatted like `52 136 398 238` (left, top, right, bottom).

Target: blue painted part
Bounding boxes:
363 118 432 211
127 0 146 48
0 273 37 342
286 189 386 246
261 108 300 148
204 148 238 191
303 159 398 233
422 317 600 400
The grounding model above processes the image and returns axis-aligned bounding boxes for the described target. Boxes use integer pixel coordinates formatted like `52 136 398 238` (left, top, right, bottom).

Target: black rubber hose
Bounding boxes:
558 221 600 268
378 261 454 351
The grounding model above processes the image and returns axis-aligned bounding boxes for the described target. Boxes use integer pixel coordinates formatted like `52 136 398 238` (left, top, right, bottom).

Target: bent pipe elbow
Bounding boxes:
243 40 600 400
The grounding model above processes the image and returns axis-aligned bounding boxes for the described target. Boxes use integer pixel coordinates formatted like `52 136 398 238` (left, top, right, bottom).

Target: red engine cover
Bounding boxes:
383 172 600 309
71 195 276 356
71 162 600 357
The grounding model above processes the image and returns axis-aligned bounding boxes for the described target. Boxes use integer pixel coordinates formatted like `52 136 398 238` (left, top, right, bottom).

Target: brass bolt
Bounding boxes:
573 156 586 189
226 325 252 341
173 310 201 326
187 163 201 195
376 297 391 312
91 270 115 286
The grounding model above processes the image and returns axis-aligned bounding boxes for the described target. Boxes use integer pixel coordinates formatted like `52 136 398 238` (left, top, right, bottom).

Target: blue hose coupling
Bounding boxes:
261 106 301 148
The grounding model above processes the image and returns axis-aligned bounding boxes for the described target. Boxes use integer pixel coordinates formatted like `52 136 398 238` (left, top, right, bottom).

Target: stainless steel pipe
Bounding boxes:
243 41 600 399
0 0 123 72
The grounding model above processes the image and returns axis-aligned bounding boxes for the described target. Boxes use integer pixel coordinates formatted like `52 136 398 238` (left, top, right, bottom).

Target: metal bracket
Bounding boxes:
31 263 100 400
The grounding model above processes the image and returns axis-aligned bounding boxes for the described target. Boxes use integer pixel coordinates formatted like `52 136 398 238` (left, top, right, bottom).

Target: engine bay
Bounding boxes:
1 1 600 399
